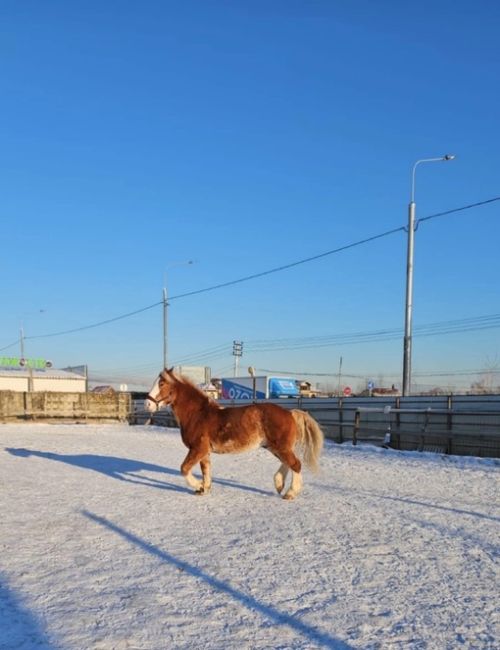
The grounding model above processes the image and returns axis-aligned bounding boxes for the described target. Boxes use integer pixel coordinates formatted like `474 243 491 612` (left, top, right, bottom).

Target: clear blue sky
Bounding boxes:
1 1 499 391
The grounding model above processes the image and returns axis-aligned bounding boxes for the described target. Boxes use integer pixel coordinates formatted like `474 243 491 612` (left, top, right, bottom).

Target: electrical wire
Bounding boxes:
418 197 500 225
0 340 20 353
24 301 162 340
4 195 498 346
257 367 499 379
23 313 500 382
244 313 500 352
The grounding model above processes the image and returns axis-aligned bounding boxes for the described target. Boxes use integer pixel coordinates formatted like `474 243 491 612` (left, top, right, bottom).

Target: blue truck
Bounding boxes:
221 375 300 400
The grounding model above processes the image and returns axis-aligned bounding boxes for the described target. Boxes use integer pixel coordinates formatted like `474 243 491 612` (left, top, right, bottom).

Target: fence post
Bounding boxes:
395 396 401 449
338 397 344 443
353 410 360 446
418 409 430 452
446 395 453 455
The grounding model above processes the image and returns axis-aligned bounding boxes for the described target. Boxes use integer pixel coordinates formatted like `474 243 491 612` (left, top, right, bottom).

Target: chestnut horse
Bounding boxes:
146 369 324 500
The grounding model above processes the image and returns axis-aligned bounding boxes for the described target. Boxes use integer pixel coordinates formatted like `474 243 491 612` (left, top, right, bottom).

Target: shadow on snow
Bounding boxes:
82 510 353 650
312 480 500 523
0 573 59 649
5 447 273 496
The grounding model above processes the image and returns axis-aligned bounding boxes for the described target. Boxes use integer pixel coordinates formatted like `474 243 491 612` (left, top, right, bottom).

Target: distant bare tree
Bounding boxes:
476 355 500 394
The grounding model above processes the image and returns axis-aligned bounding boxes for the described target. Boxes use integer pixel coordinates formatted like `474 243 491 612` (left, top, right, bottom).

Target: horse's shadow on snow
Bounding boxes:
82 509 353 650
0 573 59 649
5 448 272 496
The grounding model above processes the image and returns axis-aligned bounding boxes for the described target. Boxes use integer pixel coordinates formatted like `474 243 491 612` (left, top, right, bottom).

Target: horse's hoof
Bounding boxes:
274 478 284 494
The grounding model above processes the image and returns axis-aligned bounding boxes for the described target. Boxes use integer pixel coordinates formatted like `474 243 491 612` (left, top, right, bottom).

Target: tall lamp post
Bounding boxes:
402 155 455 397
163 261 193 369
19 309 46 392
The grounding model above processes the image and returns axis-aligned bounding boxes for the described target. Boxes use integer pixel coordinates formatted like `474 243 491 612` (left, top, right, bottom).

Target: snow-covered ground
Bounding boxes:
1 423 498 650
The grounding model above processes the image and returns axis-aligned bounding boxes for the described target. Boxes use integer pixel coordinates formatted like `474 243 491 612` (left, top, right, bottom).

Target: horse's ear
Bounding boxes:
161 368 176 383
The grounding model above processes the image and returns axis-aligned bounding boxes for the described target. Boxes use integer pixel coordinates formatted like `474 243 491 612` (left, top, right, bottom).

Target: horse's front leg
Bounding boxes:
180 445 209 493
198 454 212 495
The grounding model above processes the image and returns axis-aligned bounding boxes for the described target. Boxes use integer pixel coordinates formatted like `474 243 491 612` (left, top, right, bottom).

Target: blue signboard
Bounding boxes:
221 379 265 400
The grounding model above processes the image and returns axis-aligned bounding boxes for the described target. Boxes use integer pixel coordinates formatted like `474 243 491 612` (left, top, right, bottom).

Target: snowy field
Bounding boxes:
1 424 498 650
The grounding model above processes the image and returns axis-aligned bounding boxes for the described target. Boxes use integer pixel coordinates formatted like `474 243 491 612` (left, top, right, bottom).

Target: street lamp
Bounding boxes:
19 309 46 392
402 155 455 396
163 261 193 369
19 309 46 359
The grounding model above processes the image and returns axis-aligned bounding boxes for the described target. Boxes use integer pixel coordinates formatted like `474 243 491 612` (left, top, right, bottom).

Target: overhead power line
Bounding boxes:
94 312 500 373
0 340 20 353
169 226 406 301
417 197 500 225
10 195 499 344
245 313 500 352
24 301 162 340
256 367 500 379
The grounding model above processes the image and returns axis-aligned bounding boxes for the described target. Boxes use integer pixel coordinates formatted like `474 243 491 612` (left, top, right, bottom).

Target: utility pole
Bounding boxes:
232 341 243 377
19 326 33 392
162 260 193 369
163 287 168 369
20 326 25 359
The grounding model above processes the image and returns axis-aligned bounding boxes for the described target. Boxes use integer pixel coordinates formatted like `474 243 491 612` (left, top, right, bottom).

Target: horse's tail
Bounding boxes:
291 409 324 473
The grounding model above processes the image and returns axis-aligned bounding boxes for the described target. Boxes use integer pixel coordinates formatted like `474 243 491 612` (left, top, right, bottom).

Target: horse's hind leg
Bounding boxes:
273 463 289 494
199 455 212 494
273 450 302 500
284 469 303 500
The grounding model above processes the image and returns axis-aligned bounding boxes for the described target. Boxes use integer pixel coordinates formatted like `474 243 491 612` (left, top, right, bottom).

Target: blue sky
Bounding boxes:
1 1 499 390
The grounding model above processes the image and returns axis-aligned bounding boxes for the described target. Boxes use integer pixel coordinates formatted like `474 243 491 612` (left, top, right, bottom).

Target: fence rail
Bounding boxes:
129 394 500 458
0 391 131 422
350 406 500 457
220 395 500 458
4 391 499 458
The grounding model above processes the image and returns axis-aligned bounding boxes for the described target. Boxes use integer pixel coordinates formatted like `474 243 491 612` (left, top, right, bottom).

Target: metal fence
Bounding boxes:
220 395 500 458
129 394 500 458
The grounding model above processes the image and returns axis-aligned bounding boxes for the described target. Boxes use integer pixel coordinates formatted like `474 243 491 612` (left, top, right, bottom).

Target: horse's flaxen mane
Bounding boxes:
173 373 221 409
177 375 207 398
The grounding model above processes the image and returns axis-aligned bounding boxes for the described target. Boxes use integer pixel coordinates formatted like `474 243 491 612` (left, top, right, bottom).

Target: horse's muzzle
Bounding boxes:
144 395 160 412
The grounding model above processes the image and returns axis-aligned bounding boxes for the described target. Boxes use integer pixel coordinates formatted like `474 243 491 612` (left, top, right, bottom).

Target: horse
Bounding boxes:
145 368 324 500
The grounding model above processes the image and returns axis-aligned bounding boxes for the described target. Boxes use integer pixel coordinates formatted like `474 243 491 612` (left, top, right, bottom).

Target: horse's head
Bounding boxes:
145 368 178 412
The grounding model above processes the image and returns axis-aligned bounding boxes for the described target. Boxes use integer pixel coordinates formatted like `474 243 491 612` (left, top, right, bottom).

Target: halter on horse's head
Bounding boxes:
145 368 177 412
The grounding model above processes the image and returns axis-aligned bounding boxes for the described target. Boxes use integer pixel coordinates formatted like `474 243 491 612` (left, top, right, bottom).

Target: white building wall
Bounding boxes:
0 376 28 391
31 378 86 392
0 375 86 393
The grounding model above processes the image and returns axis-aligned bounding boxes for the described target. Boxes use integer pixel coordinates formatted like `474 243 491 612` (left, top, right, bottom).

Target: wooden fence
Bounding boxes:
5 390 498 458
0 391 131 423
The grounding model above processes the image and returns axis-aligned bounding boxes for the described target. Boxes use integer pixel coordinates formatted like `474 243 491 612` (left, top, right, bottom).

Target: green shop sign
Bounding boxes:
0 356 52 369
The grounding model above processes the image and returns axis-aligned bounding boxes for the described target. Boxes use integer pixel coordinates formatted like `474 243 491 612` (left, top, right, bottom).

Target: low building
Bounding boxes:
0 358 87 393
358 385 401 398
